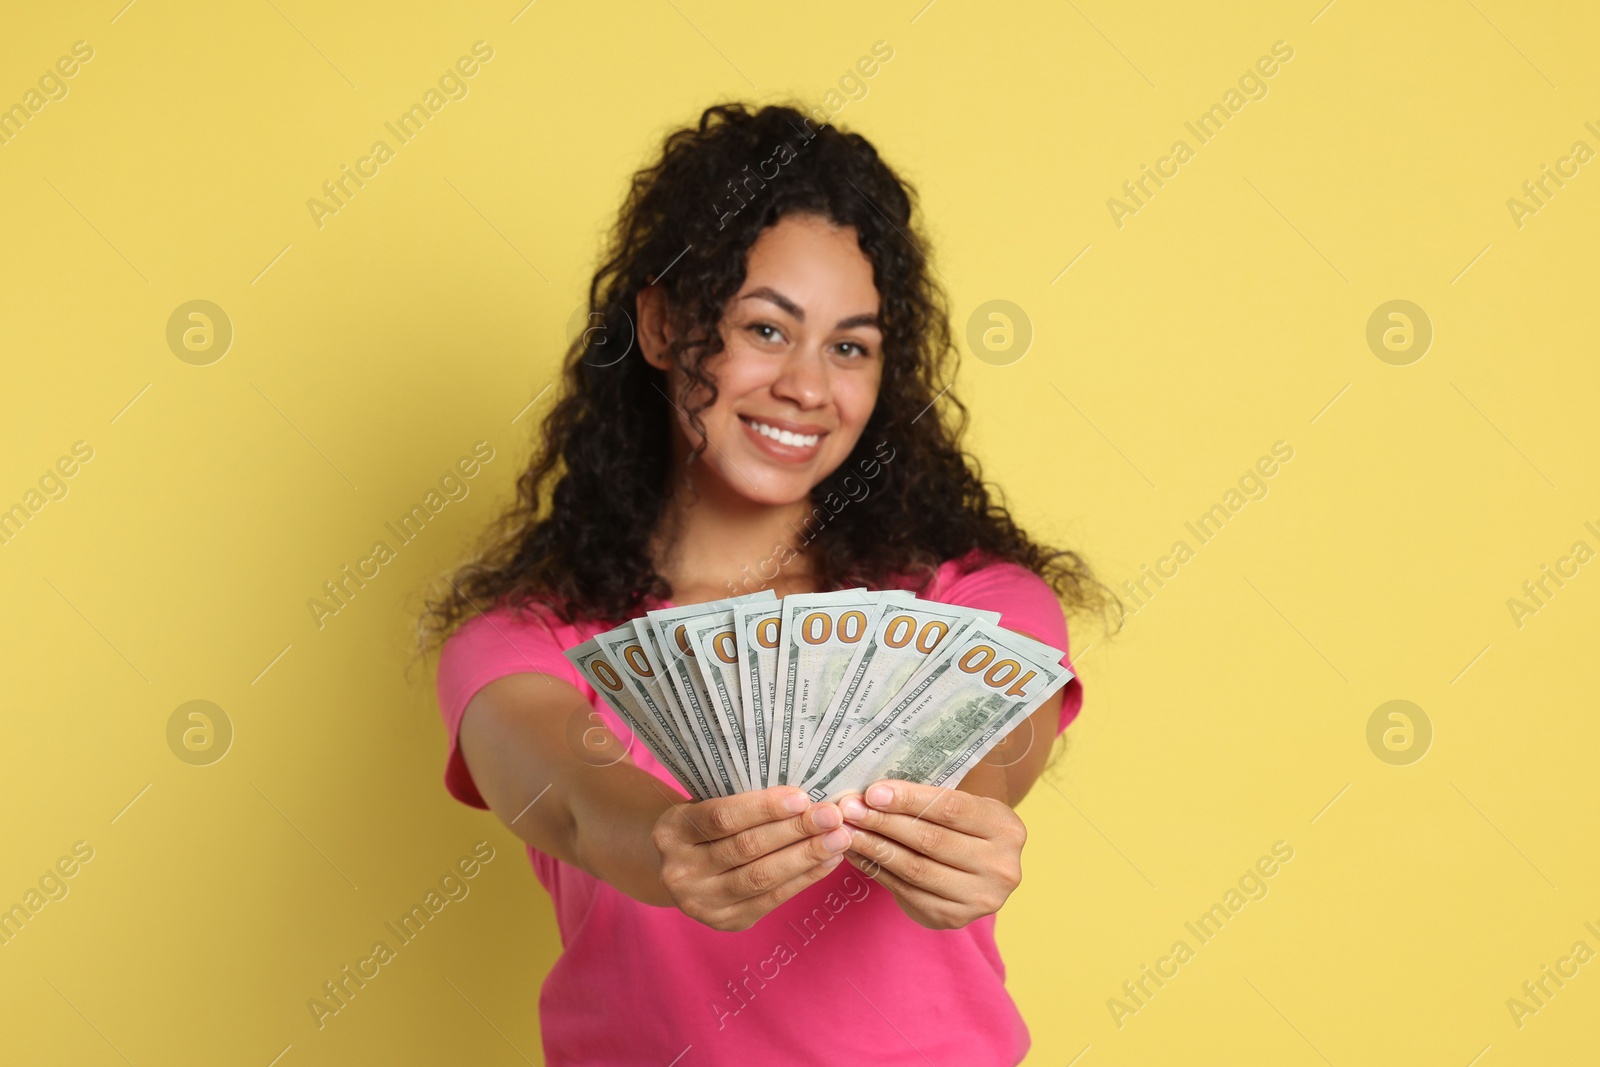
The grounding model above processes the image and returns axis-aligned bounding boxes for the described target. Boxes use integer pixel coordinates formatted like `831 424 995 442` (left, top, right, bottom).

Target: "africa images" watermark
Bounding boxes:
1107 40 1295 229
713 116 824 231
1505 917 1600 1030
306 841 496 1029
306 42 495 230
724 441 896 596
1505 121 1600 230
1 840 95 949
1108 840 1295 1028
804 40 894 131
0 440 95 549
1116 441 1295 617
307 441 496 629
708 871 874 1031
1505 519 1599 630
0 40 94 149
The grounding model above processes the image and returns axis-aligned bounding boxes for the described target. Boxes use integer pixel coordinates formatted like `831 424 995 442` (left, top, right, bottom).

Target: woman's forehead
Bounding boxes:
739 216 879 314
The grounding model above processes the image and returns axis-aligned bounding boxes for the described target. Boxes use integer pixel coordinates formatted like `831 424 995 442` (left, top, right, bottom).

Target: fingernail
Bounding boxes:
840 797 867 821
823 827 851 852
821 853 843 868
782 790 810 813
812 804 842 829
866 784 893 807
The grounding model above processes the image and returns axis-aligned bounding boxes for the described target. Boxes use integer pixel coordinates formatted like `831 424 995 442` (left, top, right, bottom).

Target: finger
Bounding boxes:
674 785 815 844
838 792 990 873
843 851 959 920
704 801 843 873
723 825 852 902
730 853 846 924
843 825 968 899
858 780 1006 837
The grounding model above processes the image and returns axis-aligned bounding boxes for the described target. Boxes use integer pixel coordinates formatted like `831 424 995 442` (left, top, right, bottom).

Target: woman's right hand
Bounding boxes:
651 786 850 931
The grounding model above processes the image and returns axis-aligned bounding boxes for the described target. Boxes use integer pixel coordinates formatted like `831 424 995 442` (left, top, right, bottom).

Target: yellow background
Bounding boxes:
2 1 1596 1064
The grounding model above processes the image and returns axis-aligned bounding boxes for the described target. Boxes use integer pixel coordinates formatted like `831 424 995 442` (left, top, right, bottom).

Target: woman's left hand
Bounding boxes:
838 779 1026 930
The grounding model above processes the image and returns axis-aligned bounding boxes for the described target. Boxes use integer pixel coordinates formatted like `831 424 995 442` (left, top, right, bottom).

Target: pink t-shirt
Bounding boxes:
435 550 1083 1067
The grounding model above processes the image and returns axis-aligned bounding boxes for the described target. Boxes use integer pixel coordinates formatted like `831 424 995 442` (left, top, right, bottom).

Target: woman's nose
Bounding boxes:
771 345 829 408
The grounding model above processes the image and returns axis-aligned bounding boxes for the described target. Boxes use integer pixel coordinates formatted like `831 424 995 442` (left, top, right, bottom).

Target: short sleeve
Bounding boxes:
936 557 1085 736
434 605 586 809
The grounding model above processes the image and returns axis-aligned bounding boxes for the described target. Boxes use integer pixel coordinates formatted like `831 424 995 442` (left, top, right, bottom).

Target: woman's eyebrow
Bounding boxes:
740 286 804 319
739 286 880 330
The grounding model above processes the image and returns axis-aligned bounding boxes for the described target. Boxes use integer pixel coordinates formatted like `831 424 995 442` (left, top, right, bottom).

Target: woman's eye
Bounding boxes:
835 341 870 358
750 323 783 343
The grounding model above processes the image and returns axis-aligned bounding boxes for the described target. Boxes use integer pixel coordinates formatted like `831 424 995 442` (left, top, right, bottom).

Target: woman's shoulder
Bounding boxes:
433 596 641 729
924 548 1056 602
872 548 1052 600
437 596 617 677
911 549 1070 650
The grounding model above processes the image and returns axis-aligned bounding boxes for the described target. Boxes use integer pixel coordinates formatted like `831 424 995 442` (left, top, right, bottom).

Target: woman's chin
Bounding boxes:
731 479 816 509
702 459 817 508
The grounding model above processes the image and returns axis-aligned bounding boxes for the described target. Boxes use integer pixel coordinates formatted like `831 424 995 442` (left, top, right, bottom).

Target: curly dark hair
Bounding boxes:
418 101 1120 650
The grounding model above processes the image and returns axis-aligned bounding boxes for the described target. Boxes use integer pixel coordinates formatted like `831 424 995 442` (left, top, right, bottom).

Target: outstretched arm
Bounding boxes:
457 672 846 927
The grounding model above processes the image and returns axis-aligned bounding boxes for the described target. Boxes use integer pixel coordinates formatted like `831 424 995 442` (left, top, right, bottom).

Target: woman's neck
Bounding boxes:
650 456 823 604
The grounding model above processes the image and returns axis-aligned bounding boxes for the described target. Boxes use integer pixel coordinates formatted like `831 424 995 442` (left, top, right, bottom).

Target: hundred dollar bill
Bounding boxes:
803 620 1074 801
647 591 776 795
564 634 706 800
632 624 717 785
772 589 917 785
734 600 784 789
991 626 1069 670
591 621 716 800
800 601 1001 783
681 609 759 791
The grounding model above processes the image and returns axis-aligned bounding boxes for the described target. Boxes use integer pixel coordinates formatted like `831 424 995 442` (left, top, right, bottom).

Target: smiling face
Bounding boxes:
640 213 885 506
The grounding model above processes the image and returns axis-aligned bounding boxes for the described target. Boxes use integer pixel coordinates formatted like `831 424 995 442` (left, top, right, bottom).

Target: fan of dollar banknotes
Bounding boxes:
564 588 1074 802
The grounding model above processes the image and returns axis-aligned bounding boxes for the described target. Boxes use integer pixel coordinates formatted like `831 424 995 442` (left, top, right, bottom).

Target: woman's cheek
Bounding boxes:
838 376 882 435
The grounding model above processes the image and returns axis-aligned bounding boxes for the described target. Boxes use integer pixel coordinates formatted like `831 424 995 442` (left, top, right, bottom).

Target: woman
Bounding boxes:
421 101 1115 1066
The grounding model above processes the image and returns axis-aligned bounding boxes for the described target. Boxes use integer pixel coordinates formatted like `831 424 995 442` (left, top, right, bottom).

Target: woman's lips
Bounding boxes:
739 415 826 463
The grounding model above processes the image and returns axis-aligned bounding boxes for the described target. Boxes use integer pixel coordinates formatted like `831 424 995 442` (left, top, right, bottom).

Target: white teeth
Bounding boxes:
746 419 819 448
